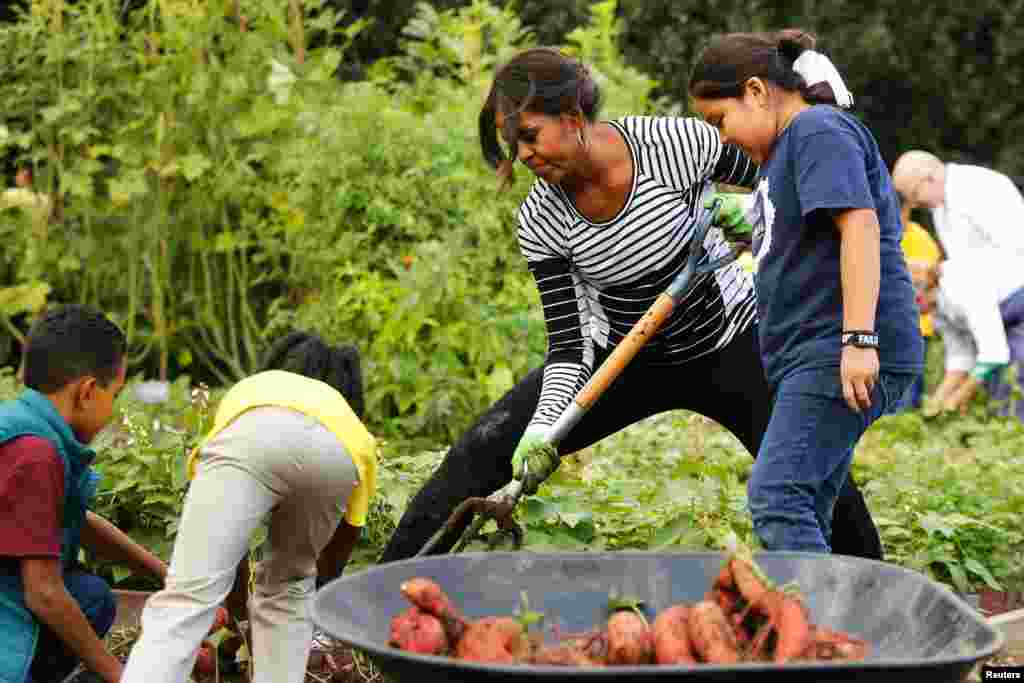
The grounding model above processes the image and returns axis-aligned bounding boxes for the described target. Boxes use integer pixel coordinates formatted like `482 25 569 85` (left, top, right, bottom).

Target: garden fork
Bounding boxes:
416 197 740 555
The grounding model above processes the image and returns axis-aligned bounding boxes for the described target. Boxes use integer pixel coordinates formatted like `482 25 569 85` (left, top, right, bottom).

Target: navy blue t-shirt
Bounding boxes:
746 105 924 385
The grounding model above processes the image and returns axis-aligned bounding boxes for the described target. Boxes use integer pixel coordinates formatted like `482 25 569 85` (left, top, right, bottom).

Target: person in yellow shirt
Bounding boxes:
122 331 376 683
899 201 944 410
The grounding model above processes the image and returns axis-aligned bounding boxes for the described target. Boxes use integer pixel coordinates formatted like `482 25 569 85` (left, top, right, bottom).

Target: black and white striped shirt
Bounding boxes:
517 116 758 434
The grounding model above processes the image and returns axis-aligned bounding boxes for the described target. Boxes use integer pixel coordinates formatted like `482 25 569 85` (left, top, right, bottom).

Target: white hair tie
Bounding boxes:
792 50 854 109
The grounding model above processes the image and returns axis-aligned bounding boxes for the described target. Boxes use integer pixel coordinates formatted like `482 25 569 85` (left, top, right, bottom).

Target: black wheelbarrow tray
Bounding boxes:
312 551 1004 682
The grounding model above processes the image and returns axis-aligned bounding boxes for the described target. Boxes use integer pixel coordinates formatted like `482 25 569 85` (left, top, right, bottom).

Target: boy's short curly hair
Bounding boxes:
23 304 127 393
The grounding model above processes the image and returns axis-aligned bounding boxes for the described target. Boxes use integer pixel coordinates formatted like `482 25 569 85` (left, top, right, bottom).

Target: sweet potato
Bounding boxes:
652 605 696 665
400 577 466 644
385 561 873 669
389 606 448 655
727 556 770 607
210 606 229 634
801 625 869 661
748 618 777 661
605 610 654 665
687 600 740 664
712 560 736 592
193 644 216 677
746 590 812 663
769 592 812 663
455 617 528 663
400 577 461 621
530 645 602 667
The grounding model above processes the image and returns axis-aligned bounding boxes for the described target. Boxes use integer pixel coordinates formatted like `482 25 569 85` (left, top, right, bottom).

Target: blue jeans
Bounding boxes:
895 337 930 412
749 367 916 553
29 570 116 683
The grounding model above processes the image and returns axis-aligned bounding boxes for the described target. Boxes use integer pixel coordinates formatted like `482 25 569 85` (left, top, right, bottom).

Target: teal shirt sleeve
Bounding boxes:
970 361 1006 382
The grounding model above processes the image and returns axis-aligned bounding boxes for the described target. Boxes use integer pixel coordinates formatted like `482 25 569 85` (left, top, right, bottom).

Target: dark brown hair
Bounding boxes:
689 29 839 106
479 47 602 188
261 331 365 418
23 304 126 394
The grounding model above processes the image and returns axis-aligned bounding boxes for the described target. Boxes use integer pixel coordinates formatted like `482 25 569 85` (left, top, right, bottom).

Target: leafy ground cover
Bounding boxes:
5 360 1023 681
368 408 1024 596
3 363 1019 597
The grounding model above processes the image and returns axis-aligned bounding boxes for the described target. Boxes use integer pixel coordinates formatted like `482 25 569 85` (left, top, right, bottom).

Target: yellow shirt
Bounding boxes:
901 220 943 337
187 370 378 526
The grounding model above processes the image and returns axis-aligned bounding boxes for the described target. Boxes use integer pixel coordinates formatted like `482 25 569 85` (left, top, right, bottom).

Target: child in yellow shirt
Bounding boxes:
900 203 943 409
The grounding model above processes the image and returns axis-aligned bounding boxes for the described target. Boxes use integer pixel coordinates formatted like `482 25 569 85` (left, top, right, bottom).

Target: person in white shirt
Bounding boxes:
891 151 1024 262
909 256 1024 422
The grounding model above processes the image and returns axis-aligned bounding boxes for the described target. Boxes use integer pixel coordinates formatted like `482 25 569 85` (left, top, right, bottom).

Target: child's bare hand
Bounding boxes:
841 347 879 412
922 395 942 417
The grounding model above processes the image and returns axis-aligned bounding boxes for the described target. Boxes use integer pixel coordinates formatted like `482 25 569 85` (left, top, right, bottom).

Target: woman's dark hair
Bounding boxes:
23 304 127 393
261 331 365 418
689 29 839 106
479 47 602 188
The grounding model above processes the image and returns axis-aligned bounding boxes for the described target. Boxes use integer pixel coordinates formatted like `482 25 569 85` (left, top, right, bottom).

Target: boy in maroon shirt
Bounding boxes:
0 305 167 683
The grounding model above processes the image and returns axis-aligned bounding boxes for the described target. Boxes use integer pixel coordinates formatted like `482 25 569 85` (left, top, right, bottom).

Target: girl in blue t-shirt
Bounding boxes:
688 29 924 553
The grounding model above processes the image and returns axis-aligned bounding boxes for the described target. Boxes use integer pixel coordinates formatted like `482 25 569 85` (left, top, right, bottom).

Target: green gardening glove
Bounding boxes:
510 433 560 496
705 192 755 246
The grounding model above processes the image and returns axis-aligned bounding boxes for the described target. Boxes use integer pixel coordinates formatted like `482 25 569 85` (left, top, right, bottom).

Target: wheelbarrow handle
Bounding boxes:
547 198 737 445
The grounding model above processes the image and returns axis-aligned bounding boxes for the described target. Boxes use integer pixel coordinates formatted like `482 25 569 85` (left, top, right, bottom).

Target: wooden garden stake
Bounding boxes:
289 0 305 65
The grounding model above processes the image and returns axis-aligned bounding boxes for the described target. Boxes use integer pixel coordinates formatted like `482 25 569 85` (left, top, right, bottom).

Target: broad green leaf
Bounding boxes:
61 170 95 199
267 59 296 104
519 498 557 524
205 626 235 648
179 153 212 181
919 512 955 539
938 560 969 594
485 364 514 401
309 48 342 82
108 172 149 206
0 281 50 316
964 558 1003 591
235 100 292 138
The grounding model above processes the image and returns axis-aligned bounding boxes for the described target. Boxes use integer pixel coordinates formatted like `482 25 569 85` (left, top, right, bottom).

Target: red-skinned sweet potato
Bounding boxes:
801 624 870 661
652 605 696 665
389 606 448 655
193 644 216 677
210 606 229 633
400 578 461 621
742 590 812 663
530 645 602 667
455 617 527 663
605 610 654 665
399 577 466 644
687 600 740 664
766 591 812 663
727 557 770 607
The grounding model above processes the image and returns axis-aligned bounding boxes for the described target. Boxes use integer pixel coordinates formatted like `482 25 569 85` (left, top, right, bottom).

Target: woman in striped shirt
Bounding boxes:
379 47 882 563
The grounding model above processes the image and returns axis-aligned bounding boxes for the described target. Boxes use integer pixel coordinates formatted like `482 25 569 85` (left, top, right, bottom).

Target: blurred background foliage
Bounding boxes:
1 0 1022 445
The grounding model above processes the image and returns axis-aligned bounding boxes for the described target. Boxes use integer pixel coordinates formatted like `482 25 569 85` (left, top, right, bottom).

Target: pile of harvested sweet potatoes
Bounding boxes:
388 553 869 667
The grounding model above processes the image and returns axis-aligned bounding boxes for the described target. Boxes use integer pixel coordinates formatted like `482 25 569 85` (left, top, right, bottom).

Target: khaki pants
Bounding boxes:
123 407 359 683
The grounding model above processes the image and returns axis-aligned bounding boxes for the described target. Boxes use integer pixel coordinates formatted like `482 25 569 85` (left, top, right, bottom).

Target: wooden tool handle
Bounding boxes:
574 292 676 409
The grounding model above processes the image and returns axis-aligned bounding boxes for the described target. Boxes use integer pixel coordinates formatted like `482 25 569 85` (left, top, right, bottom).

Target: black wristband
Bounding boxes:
842 331 879 349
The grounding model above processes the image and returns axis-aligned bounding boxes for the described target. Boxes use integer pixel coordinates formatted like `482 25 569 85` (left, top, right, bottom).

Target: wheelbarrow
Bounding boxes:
312 551 1004 682
416 197 742 556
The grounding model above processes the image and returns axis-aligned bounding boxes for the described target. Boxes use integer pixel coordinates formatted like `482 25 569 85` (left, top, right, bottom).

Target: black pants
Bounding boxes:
379 325 883 563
